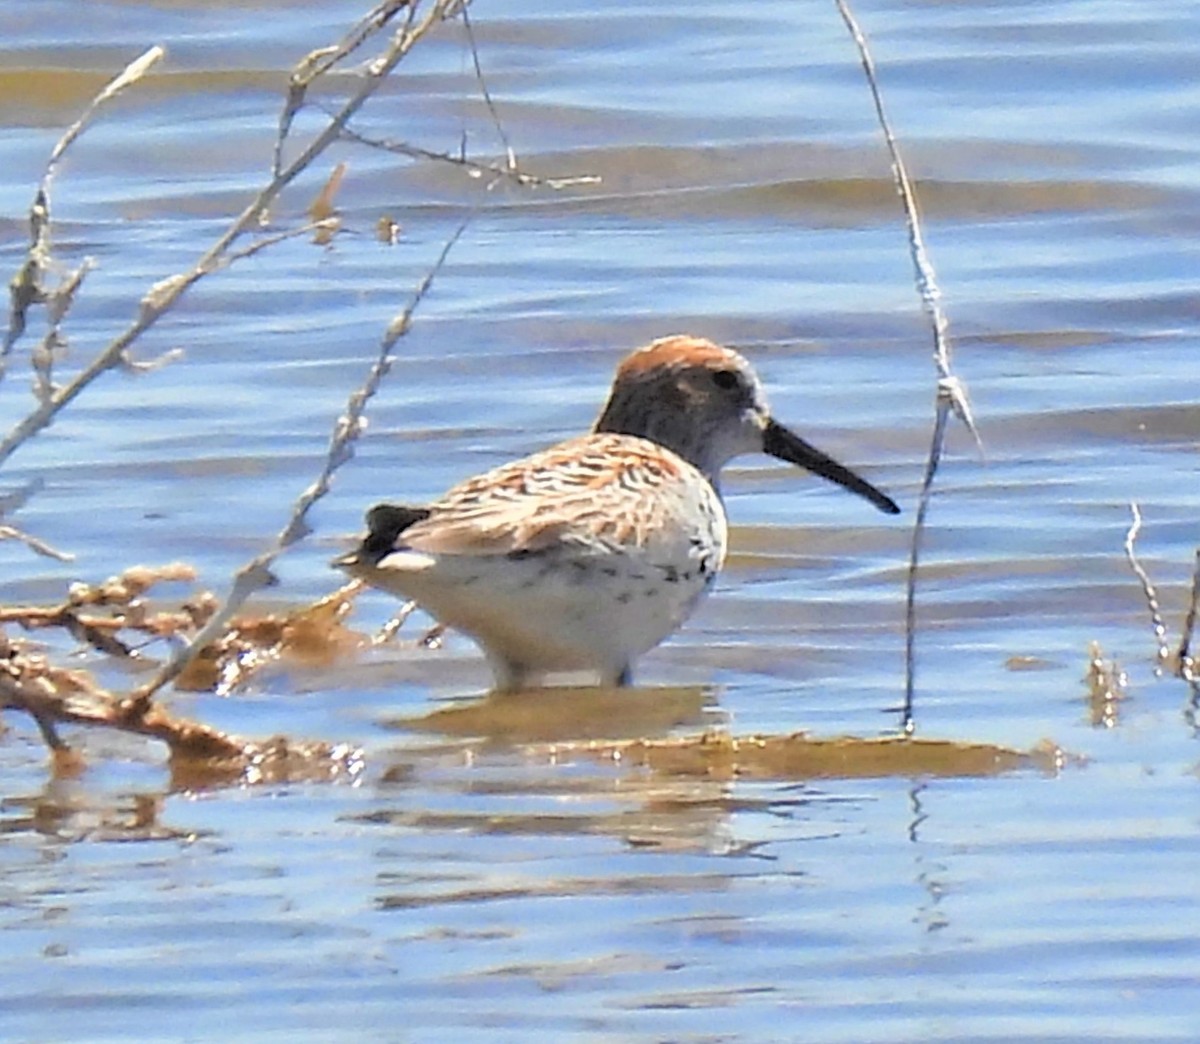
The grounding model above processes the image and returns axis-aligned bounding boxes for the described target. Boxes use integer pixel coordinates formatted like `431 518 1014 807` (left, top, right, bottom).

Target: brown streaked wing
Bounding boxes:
395 433 690 557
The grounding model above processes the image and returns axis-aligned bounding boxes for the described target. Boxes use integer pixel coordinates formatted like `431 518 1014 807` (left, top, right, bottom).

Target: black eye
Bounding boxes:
711 369 739 391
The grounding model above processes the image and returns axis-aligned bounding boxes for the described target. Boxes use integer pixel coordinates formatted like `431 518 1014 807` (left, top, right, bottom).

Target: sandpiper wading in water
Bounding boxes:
335 335 900 690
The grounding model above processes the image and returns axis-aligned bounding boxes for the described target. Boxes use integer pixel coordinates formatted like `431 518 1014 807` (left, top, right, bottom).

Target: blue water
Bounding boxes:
1 0 1200 1040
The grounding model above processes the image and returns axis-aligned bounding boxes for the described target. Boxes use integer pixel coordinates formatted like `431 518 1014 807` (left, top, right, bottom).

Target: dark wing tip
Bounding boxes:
363 503 431 558
334 502 432 569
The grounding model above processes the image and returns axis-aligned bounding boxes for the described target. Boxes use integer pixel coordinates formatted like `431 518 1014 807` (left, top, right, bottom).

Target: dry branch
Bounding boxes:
460 5 516 172
132 218 470 706
1124 501 1171 672
0 524 73 562
3 46 166 365
274 0 419 179
0 566 365 782
1123 504 1200 695
1084 641 1127 729
0 1 475 777
0 48 166 560
327 6 598 191
833 0 980 735
0 1 466 476
1178 550 1200 684
334 119 600 189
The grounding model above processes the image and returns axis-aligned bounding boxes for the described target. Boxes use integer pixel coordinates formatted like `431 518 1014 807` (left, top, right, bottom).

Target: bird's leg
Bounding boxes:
487 653 532 694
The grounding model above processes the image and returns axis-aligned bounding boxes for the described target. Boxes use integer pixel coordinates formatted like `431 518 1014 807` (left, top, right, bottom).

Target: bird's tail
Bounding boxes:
331 503 432 569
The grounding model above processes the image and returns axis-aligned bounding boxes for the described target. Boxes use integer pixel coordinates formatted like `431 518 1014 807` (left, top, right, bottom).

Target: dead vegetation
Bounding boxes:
0 565 368 783
1123 502 1200 698
0 559 1070 789
0 0 608 784
1083 641 1128 730
0 1 477 781
559 731 1072 781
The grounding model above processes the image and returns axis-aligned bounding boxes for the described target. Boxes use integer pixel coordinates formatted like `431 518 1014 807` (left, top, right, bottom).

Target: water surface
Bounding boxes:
2 0 1199 1040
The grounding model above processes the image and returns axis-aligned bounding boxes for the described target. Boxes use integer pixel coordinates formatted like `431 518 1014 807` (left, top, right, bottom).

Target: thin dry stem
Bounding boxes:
1177 549 1200 686
274 0 418 179
1123 501 1172 673
367 599 445 648
0 1 464 475
833 0 981 735
1084 641 1127 730
460 6 516 171
133 217 470 703
370 597 419 644
34 260 95 403
335 119 600 188
421 622 446 649
3 46 166 365
833 0 977 445
222 218 341 268
327 3 601 189
0 524 73 562
902 403 949 732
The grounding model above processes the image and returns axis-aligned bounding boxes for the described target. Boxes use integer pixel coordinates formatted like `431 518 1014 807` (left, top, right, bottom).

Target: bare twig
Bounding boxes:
1123 502 1172 673
833 0 980 735
1084 641 1127 730
324 4 601 190
373 598 418 643
33 260 95 403
0 1 465 475
0 478 42 516
4 46 166 366
132 217 470 704
1177 549 1200 685
1122 506 1200 700
274 0 418 179
5 191 51 363
334 118 600 188
367 600 445 649
0 524 74 562
0 216 329 469
833 1 978 446
222 218 341 269
903 404 949 726
0 479 67 561
460 5 515 171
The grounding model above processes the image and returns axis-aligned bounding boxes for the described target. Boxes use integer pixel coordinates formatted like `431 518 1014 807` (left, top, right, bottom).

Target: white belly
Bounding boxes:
359 494 726 684
349 438 730 687
396 540 720 680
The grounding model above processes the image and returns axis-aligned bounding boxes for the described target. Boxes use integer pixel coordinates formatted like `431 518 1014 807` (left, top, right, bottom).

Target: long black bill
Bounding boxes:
763 418 899 515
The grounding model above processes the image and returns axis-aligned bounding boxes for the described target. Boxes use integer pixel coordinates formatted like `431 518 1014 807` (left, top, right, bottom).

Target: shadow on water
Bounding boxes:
384 681 1069 777
348 682 1071 879
388 683 716 743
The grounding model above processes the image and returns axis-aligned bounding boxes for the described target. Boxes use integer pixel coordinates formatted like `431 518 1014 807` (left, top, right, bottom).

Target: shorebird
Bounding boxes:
335 335 899 690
